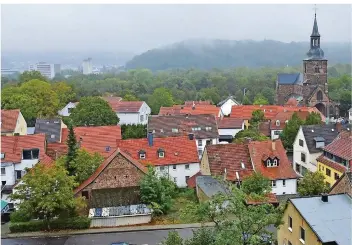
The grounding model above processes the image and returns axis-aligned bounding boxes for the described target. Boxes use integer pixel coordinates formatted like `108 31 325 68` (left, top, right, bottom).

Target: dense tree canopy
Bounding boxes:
280 112 304 150
19 70 48 84
69 96 119 126
148 88 174 114
297 171 329 196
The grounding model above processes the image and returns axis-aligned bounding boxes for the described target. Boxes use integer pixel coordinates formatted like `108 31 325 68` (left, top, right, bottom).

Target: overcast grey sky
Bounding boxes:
1 4 351 53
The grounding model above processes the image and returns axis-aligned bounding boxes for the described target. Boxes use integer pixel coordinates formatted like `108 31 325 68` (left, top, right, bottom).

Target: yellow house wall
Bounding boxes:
278 202 322 245
200 148 211 175
317 161 344 187
14 112 27 135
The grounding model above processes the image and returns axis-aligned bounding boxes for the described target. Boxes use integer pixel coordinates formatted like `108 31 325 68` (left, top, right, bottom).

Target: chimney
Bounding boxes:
336 122 342 132
272 141 276 151
188 133 194 140
321 193 328 202
192 101 195 110
147 131 153 146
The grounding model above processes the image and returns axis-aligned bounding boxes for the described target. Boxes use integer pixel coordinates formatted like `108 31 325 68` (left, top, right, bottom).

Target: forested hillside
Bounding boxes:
2 64 351 125
125 39 351 71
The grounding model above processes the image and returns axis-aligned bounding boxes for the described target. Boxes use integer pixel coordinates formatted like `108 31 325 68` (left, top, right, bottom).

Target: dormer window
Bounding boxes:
205 127 212 131
266 159 272 167
172 128 179 133
105 146 111 152
23 149 39 160
139 150 146 159
157 148 165 158
0 153 5 159
273 159 278 167
276 120 280 126
314 137 325 148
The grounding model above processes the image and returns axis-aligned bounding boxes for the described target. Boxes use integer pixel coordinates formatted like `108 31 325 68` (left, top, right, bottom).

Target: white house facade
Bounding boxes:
196 138 219 158
117 102 151 125
58 102 77 117
217 96 240 116
293 125 339 176
270 178 297 195
157 162 200 187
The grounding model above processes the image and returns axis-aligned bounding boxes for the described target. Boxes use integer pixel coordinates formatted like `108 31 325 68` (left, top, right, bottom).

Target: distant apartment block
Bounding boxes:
29 62 61 79
82 58 93 75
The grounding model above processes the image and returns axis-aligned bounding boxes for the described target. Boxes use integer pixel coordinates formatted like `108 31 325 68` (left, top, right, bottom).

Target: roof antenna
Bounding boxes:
314 4 317 18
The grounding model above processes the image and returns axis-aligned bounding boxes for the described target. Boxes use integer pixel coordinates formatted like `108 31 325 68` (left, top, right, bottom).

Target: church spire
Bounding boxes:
311 8 320 37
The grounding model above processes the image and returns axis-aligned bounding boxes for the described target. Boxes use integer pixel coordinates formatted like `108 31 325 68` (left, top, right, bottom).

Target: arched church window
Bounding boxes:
315 67 319 73
317 91 323 101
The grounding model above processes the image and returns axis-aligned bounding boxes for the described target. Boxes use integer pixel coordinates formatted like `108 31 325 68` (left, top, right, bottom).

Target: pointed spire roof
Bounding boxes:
311 12 320 37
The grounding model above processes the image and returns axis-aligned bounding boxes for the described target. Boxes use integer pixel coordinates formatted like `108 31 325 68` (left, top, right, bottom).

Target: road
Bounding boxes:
1 228 196 245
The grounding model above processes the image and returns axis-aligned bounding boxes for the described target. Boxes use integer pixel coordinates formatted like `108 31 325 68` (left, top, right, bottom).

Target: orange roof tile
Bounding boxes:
246 193 279 205
217 118 244 129
1 109 20 133
248 140 297 180
74 148 147 195
206 143 254 181
184 101 212 106
1 134 46 163
324 131 352 160
186 171 202 188
117 136 199 166
317 155 349 173
47 125 122 159
159 105 221 118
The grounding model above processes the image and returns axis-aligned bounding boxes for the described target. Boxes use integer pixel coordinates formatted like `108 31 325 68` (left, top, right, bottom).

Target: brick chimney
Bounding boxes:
188 133 194 140
336 122 342 132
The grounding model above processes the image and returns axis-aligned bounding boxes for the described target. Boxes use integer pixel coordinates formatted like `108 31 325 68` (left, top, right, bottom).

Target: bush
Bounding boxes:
9 216 91 233
10 210 32 223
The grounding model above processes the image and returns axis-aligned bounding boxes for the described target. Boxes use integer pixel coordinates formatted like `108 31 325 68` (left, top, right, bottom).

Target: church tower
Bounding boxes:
303 12 328 94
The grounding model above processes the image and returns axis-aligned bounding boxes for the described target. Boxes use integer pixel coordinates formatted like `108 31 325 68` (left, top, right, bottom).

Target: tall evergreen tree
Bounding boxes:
66 124 77 176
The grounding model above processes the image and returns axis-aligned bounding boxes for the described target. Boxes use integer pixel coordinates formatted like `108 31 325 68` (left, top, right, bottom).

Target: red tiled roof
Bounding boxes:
74 149 147 195
40 154 55 165
184 101 212 106
159 105 221 118
109 101 144 113
259 122 271 137
47 125 122 159
186 171 202 188
1 134 46 163
317 155 348 173
246 193 279 205
217 118 244 129
248 140 297 180
1 109 20 133
270 111 312 130
230 105 324 121
323 132 352 160
206 143 254 181
117 136 199 166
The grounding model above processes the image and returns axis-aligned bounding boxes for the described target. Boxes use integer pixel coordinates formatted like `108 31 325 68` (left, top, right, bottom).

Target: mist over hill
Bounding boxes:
125 39 352 71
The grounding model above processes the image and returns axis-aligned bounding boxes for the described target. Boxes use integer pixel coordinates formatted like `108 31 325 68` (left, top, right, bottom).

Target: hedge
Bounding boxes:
9 216 91 233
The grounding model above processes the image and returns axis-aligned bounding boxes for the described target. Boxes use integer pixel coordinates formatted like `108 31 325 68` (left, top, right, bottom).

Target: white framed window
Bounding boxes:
139 153 146 159
271 180 276 188
185 164 190 170
283 179 286 187
172 165 177 170
158 152 164 158
172 128 179 133
1 167 5 175
267 159 272 167
22 149 39 160
275 120 280 126
241 162 245 169
205 127 212 131
0 153 4 159
198 140 203 147
51 134 55 139
288 216 292 232
273 159 278 167
198 150 203 156
300 227 305 244
160 129 164 133
140 115 144 122
173 177 177 183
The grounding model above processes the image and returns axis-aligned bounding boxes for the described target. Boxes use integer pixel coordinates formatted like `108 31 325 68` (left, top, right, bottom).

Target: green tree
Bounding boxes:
305 112 322 125
198 87 221 104
121 124 147 139
297 171 329 196
19 70 48 84
148 88 174 114
66 124 78 176
249 109 266 129
162 230 184 245
10 163 79 228
139 166 177 215
57 149 104 184
280 112 304 150
51 82 76 108
182 182 283 245
242 95 251 105
233 129 268 143
123 93 139 101
241 172 272 199
69 96 119 126
253 94 269 105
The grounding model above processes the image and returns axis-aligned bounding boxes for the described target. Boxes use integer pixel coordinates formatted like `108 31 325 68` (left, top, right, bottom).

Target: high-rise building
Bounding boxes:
29 62 61 79
82 58 93 75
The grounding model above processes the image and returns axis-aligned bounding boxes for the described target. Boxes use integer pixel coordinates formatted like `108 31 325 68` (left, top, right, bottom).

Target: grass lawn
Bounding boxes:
151 188 199 225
